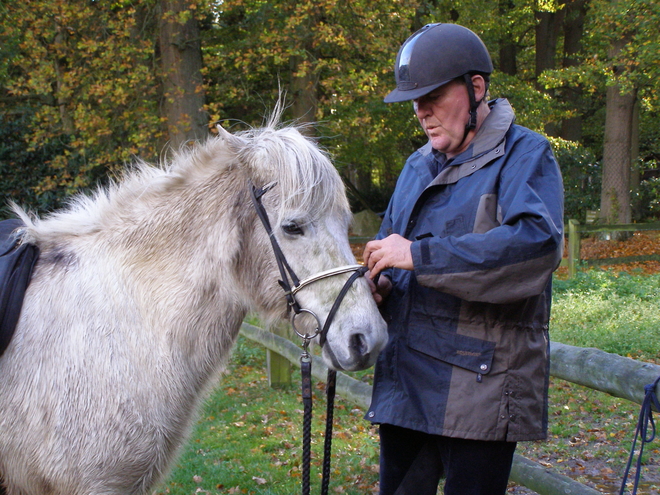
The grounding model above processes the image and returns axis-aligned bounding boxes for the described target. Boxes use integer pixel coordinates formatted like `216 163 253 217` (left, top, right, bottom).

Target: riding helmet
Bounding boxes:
384 23 493 103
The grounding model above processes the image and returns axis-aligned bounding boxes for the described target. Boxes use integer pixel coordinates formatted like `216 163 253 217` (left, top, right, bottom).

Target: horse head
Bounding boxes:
217 123 387 372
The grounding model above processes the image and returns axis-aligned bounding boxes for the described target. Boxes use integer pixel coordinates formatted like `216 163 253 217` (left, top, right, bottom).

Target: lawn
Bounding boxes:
153 335 381 494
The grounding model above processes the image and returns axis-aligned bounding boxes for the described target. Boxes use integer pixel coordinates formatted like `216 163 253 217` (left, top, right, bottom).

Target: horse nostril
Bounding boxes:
350 333 368 357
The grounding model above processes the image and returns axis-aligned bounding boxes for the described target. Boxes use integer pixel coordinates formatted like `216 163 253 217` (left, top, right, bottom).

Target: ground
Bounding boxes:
557 231 660 277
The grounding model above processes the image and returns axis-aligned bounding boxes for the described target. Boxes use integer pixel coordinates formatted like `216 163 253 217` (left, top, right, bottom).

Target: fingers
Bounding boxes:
365 271 392 306
362 234 414 279
364 275 382 305
362 239 380 265
376 274 393 297
363 240 383 277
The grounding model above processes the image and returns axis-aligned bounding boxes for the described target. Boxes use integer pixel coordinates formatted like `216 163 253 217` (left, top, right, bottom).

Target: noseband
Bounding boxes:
249 181 368 348
249 180 368 495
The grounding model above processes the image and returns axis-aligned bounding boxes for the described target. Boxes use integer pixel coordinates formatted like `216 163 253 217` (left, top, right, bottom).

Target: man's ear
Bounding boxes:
471 74 487 102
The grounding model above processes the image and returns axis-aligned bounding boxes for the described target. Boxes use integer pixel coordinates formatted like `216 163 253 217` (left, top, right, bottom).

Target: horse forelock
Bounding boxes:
233 124 350 225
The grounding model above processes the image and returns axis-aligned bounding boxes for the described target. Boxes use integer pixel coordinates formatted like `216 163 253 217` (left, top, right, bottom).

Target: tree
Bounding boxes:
587 0 657 226
600 36 636 226
1 0 659 221
559 0 588 142
0 0 163 203
537 0 659 222
205 0 419 211
158 0 209 148
0 0 211 210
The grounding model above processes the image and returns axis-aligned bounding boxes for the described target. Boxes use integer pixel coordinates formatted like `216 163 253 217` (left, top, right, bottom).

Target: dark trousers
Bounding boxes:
379 424 517 495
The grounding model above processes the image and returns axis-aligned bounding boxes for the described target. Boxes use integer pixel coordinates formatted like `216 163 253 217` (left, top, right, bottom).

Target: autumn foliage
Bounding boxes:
1 0 659 219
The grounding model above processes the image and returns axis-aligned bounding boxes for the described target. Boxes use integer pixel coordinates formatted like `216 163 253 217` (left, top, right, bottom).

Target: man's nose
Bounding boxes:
414 99 430 118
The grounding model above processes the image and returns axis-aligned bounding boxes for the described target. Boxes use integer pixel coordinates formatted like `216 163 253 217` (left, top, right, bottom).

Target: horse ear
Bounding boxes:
216 124 247 152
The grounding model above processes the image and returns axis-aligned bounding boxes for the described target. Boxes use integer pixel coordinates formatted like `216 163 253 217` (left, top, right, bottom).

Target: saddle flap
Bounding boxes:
0 219 39 357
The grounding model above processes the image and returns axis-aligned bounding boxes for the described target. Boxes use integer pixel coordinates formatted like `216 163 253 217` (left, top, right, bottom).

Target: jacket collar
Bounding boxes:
419 99 515 186
468 98 515 158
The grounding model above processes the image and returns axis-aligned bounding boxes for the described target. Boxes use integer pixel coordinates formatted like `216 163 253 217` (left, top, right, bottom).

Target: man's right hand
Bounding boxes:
363 234 413 279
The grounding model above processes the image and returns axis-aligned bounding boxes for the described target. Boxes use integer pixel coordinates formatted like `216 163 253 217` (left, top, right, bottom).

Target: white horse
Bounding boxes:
0 117 387 495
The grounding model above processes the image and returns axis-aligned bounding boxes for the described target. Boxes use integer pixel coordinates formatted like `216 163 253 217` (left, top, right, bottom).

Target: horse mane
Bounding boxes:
13 113 349 245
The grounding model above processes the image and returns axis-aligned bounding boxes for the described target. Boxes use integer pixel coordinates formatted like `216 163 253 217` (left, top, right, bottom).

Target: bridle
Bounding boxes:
249 180 368 495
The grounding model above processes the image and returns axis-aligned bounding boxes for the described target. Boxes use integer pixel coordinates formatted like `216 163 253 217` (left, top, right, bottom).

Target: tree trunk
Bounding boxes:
599 38 636 231
535 7 565 136
600 85 636 227
499 44 517 76
535 9 564 78
630 99 641 220
559 0 588 142
498 0 518 76
287 1 321 136
158 0 208 149
289 54 318 134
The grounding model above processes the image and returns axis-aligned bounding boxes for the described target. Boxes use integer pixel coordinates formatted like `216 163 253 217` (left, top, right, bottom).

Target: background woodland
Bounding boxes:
0 0 658 224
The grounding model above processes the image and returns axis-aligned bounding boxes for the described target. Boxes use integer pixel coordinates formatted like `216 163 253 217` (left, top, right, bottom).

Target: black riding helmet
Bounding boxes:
384 23 493 136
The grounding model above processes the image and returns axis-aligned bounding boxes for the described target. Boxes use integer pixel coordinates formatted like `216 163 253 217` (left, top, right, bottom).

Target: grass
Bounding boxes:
521 269 660 494
551 270 660 362
153 336 381 495
155 269 660 495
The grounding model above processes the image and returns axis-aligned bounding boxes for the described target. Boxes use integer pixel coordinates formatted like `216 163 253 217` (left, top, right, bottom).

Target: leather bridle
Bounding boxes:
249 181 368 348
249 180 368 495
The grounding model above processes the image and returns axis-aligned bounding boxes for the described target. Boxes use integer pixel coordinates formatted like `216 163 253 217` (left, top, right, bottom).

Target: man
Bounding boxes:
363 23 564 495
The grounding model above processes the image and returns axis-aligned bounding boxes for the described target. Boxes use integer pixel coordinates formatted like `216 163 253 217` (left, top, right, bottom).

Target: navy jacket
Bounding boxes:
366 99 564 442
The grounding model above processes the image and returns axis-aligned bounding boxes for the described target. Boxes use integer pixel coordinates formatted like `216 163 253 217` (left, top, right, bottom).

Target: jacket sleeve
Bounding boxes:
411 139 564 304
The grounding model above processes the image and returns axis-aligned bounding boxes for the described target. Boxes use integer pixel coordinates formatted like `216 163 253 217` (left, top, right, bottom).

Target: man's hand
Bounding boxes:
363 234 413 279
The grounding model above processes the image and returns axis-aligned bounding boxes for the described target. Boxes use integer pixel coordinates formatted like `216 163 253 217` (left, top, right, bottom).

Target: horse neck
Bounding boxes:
108 173 253 357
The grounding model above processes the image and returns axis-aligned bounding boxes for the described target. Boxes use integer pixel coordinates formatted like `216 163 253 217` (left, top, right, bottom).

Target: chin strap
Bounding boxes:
457 73 481 149
464 73 479 131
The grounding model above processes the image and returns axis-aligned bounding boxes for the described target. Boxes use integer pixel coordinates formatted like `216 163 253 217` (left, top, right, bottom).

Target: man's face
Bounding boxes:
413 79 470 157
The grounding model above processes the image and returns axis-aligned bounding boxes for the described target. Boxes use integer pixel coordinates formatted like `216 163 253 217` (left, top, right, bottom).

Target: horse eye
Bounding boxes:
281 221 304 236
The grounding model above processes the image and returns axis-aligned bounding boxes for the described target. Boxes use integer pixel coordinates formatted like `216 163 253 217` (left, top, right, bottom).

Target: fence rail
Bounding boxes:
567 220 660 278
239 322 660 495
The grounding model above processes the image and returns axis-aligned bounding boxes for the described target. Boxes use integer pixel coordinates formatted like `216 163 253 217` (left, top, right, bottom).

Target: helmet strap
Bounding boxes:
464 73 479 131
457 73 480 149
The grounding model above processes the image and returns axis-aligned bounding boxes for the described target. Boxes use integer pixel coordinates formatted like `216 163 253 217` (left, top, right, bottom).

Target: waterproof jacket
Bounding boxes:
366 99 564 442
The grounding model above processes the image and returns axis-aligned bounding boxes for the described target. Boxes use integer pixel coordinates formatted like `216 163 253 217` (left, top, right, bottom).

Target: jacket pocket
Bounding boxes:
407 318 495 375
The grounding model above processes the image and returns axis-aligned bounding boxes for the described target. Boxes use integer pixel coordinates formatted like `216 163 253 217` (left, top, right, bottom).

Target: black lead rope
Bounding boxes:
302 267 368 495
301 353 313 495
319 267 367 495
321 368 337 495
619 375 660 495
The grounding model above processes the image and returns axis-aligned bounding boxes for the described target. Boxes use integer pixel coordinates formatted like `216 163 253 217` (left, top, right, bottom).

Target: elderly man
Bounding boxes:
363 23 564 495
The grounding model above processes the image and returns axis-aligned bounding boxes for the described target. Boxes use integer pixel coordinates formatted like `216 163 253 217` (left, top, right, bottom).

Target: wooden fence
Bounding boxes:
239 322 660 495
567 220 660 278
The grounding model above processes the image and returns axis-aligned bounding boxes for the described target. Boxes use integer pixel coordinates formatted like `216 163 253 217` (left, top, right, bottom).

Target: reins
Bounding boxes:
249 181 368 495
619 374 660 495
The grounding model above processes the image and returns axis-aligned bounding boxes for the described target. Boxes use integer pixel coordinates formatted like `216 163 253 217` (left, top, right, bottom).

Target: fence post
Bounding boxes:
568 219 580 279
266 322 292 387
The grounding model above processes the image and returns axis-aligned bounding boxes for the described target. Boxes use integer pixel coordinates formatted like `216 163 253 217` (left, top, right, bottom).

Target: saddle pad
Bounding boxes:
0 219 39 358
